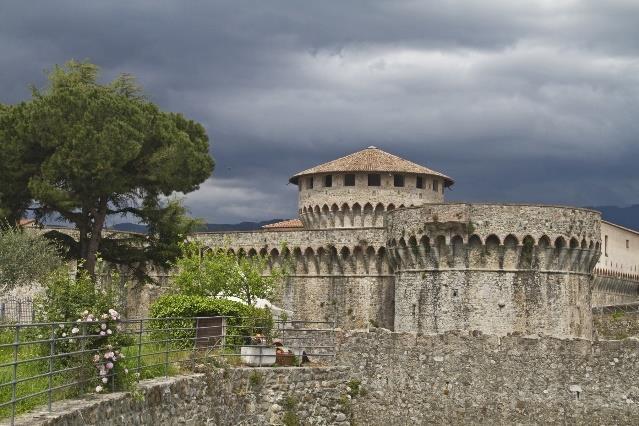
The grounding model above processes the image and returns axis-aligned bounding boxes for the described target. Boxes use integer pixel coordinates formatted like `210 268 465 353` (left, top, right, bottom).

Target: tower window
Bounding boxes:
368 174 381 187
393 174 405 187
324 175 332 187
627 240 630 249
433 180 439 192
416 176 424 189
605 235 608 257
344 174 355 186
308 177 314 189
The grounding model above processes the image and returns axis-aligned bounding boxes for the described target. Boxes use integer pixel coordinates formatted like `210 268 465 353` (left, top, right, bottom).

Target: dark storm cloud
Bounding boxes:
2 1 638 222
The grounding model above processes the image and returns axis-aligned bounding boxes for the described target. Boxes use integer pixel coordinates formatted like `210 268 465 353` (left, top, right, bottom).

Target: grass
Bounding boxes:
0 327 206 421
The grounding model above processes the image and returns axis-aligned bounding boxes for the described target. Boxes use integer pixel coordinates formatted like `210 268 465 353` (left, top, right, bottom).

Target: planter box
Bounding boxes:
276 352 295 366
240 346 276 366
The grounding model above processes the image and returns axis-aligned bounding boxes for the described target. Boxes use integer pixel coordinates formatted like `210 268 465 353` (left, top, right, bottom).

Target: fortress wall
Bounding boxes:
195 227 387 252
196 228 395 329
281 275 394 329
387 203 601 338
592 275 639 306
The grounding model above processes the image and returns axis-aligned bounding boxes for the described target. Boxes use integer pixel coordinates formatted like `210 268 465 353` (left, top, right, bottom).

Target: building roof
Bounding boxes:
289 146 454 186
262 219 304 229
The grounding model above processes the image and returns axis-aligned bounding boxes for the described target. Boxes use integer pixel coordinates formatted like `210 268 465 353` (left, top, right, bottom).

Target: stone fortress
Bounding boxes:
198 146 639 339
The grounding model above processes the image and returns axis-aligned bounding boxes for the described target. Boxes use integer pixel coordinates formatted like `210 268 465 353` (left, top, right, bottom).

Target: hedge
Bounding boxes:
148 295 273 349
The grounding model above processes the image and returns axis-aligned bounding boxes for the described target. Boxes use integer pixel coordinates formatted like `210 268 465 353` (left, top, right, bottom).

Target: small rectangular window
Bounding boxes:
416 176 424 189
393 174 404 187
324 175 332 187
627 240 630 249
368 173 381 186
308 177 314 189
344 174 355 186
432 180 439 192
605 235 608 257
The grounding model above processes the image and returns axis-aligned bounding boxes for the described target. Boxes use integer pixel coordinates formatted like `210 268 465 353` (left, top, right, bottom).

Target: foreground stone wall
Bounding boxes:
14 330 639 425
16 367 352 426
336 329 639 425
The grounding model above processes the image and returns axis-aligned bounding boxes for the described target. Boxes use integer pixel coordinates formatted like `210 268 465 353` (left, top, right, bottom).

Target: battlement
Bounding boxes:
299 201 400 228
386 203 601 273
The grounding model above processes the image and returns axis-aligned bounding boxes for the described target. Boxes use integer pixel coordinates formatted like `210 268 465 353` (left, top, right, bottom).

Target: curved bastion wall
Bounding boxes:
297 172 446 229
386 203 602 338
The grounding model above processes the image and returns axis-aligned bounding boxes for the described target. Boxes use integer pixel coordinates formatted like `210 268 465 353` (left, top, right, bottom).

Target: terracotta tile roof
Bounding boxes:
289 146 453 186
18 218 36 227
262 219 304 229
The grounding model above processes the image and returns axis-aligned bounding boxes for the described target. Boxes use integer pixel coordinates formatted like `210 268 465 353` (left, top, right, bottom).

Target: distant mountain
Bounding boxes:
588 205 639 232
111 219 284 234
110 207 639 234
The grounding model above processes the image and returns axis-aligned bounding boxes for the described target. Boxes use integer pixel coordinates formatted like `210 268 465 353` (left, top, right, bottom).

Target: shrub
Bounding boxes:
149 294 273 349
35 267 120 323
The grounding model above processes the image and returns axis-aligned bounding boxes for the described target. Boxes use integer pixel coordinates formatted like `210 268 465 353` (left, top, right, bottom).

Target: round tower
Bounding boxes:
386 203 601 339
289 147 454 229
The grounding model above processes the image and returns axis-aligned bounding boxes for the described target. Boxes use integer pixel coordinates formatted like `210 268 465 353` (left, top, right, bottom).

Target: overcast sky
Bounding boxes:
2 1 638 223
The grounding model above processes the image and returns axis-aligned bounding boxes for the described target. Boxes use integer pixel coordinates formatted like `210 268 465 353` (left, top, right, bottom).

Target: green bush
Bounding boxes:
149 294 273 349
35 267 120 323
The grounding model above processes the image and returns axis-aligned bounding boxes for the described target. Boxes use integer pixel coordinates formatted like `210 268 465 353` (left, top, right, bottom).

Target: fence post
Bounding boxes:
164 320 170 377
193 318 199 370
1 302 5 322
11 325 20 426
48 323 55 412
16 301 22 324
137 320 143 381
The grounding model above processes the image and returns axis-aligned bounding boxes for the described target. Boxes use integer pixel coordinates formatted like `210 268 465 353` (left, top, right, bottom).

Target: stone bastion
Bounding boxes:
386 203 602 338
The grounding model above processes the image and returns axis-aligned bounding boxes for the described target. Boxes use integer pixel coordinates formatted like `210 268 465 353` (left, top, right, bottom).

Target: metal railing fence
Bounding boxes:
0 316 335 425
592 302 639 315
0 299 35 324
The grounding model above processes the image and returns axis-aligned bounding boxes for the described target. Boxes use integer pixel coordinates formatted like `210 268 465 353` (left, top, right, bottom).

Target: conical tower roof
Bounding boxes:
289 146 453 186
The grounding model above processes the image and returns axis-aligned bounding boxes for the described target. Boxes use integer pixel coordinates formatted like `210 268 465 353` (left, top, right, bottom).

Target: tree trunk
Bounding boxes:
83 197 108 278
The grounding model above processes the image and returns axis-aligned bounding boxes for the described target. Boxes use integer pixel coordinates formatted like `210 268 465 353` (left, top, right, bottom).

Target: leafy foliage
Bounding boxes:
35 267 120 323
170 241 287 305
0 60 214 278
149 294 273 349
0 224 63 293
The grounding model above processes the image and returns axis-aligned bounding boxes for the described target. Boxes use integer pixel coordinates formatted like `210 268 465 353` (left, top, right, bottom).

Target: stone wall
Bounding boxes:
594 309 639 339
336 329 639 425
16 367 352 426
